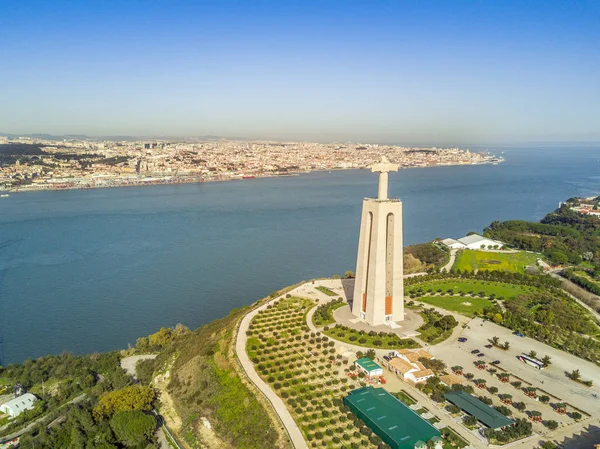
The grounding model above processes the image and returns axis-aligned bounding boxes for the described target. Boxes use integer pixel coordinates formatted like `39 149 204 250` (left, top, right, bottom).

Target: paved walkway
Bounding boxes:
120 354 157 380
332 305 424 339
235 288 308 449
441 249 457 272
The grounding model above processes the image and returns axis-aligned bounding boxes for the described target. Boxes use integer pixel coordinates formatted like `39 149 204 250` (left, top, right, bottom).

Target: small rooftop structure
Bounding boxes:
445 390 514 429
439 374 464 387
355 358 383 378
0 393 37 418
344 386 441 449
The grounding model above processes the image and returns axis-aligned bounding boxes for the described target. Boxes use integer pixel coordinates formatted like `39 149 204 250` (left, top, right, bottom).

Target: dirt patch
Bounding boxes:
461 302 472 306
483 260 502 265
154 370 182 431
196 417 230 449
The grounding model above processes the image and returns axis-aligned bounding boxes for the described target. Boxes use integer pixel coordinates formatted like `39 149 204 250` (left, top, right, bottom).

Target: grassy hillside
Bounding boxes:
454 250 539 274
137 303 293 449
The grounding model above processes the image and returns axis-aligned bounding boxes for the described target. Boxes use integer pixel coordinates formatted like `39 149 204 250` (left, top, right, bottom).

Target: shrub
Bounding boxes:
109 411 156 446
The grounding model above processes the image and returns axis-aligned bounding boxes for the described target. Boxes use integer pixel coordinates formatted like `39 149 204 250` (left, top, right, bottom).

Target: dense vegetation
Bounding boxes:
0 143 47 156
0 352 162 448
312 298 346 327
484 203 600 265
483 418 532 444
404 243 448 272
417 309 458 344
0 307 285 449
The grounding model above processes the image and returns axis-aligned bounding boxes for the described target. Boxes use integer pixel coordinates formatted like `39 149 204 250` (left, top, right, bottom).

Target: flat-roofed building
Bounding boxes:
355 358 383 378
445 390 515 429
344 387 441 449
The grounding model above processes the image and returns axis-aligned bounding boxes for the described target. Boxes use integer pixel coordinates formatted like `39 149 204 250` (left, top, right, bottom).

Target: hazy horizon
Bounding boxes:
1 0 599 145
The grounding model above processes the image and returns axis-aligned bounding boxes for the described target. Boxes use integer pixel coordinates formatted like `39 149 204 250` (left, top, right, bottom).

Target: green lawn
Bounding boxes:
323 325 419 350
454 250 540 274
407 279 534 300
246 337 261 360
416 295 493 317
315 286 338 296
393 390 417 406
441 427 469 449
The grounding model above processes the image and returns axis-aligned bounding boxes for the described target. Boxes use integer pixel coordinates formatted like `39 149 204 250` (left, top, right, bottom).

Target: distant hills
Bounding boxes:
0 132 246 142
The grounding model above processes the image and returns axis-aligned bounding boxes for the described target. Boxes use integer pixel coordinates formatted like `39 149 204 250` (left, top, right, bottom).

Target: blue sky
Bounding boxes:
1 0 599 144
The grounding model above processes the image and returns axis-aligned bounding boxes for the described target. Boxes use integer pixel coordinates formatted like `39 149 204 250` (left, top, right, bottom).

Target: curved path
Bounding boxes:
235 290 308 449
440 249 457 272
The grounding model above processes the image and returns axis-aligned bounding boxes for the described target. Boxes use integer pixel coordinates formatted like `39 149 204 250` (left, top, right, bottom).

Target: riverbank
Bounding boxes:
4 160 501 194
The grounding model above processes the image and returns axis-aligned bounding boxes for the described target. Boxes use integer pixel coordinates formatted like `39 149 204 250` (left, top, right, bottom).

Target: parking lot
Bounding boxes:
428 317 600 417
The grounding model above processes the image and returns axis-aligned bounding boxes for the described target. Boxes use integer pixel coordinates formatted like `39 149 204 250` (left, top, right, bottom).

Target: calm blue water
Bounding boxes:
1 147 599 364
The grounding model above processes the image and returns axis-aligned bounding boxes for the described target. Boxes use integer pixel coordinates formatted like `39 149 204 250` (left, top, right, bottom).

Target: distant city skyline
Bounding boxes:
1 0 599 145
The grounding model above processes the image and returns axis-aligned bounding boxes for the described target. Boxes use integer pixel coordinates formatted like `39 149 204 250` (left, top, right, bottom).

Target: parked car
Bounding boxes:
491 360 501 365
383 355 391 361
514 332 525 337
458 337 467 342
485 344 493 349
471 349 480 354
477 353 485 357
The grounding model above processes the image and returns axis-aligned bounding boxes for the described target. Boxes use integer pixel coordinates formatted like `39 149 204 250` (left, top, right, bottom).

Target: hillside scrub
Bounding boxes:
142 306 285 449
404 243 449 272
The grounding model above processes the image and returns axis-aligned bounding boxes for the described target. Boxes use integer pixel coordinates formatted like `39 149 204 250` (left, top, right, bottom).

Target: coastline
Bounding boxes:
3 159 502 194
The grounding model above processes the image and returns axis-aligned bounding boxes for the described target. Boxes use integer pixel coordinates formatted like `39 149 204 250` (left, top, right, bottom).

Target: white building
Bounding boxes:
0 393 37 418
354 358 384 379
441 234 504 250
385 349 436 384
440 238 465 249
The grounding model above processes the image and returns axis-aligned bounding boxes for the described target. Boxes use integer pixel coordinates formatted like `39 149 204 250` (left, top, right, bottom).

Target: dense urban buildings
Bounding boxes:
0 136 501 192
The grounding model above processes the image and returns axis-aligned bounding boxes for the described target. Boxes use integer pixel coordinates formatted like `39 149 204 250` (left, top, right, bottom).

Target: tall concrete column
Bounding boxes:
352 157 404 325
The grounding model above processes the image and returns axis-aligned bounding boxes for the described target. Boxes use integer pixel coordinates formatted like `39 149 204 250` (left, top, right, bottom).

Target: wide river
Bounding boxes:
1 147 599 364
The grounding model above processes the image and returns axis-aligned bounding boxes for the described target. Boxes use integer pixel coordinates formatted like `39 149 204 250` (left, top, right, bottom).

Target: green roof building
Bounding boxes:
344 387 441 449
445 390 515 429
355 357 384 377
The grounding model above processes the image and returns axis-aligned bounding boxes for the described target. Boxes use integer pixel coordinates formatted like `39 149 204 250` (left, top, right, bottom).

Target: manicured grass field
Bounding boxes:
407 279 534 300
416 295 494 317
454 250 540 274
